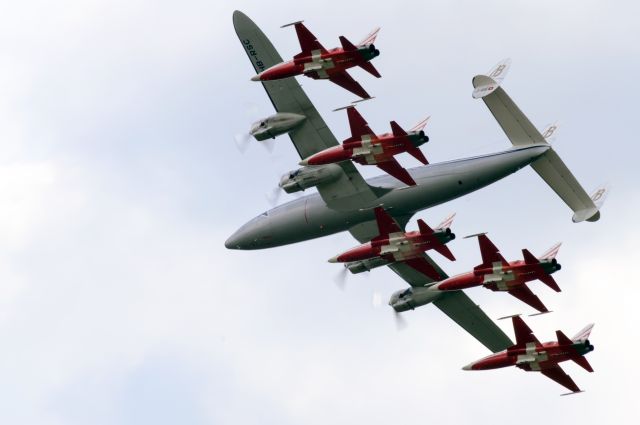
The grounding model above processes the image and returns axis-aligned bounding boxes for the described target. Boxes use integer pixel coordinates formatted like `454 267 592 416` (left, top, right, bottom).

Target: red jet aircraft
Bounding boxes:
432 233 562 314
299 106 429 186
251 21 381 99
329 207 455 280
463 315 595 395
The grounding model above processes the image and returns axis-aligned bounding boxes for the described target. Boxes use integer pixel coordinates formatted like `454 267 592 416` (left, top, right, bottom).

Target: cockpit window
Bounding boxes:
399 288 412 298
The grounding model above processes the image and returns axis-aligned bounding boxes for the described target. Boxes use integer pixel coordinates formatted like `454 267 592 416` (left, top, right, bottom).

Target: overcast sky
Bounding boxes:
0 0 639 424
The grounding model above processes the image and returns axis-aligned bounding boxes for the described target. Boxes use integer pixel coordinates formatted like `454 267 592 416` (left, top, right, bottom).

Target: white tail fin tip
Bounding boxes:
472 58 512 99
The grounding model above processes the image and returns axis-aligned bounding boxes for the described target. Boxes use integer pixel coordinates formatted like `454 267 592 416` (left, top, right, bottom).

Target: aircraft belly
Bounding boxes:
228 146 550 249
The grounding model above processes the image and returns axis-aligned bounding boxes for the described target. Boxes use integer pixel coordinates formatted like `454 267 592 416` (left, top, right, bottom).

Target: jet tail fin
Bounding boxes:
539 242 562 260
358 27 380 46
472 60 606 223
572 323 595 342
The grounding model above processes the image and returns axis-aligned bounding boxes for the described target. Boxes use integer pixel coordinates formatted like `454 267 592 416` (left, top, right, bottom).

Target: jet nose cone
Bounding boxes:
462 362 475 371
225 234 241 249
328 255 340 263
251 74 262 82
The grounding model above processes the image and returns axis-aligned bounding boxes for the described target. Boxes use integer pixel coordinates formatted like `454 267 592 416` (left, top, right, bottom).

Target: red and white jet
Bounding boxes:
329 207 455 281
299 106 430 186
463 315 595 395
431 233 562 314
251 21 381 99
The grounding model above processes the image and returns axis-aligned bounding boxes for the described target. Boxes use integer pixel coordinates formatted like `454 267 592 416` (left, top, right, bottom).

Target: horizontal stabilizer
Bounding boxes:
571 355 594 373
556 330 573 346
417 218 434 235
522 248 539 265
339 35 357 51
407 147 429 165
390 121 408 137
359 61 382 78
472 60 605 222
472 58 511 99
538 273 561 292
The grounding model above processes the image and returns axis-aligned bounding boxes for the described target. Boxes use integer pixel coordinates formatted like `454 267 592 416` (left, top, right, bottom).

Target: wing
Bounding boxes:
376 158 417 186
540 365 581 393
291 22 328 57
477 234 508 266
373 206 402 236
234 11 384 211
346 106 375 141
349 218 514 353
508 285 549 314
402 257 442 281
328 71 371 99
511 315 542 347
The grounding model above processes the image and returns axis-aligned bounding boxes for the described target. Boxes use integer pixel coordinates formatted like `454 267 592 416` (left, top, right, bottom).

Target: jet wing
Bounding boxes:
540 365 581 393
508 284 549 314
290 22 328 58
233 11 384 211
328 71 371 99
477 234 508 267
349 218 513 353
345 106 376 141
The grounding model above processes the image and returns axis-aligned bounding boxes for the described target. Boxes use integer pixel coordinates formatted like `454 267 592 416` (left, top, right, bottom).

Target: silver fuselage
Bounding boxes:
225 144 549 250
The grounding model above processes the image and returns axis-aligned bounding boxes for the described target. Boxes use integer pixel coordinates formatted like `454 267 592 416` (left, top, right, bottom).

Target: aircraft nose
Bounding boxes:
225 228 250 250
250 73 261 82
462 362 475 371
224 233 241 249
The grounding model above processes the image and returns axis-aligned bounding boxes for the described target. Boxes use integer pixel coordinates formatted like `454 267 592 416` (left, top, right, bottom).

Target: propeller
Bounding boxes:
234 132 252 153
265 185 283 207
393 310 407 331
333 266 349 290
372 290 382 307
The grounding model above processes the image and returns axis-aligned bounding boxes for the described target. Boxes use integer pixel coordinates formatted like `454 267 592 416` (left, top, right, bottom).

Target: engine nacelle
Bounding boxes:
250 112 306 141
435 228 455 244
344 257 390 274
279 164 342 194
388 286 441 312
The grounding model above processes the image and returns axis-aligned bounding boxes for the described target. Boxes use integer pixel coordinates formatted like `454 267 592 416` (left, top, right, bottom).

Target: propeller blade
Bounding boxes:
260 138 276 153
234 133 252 153
372 290 382 308
393 310 407 331
333 266 349 290
265 186 282 206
